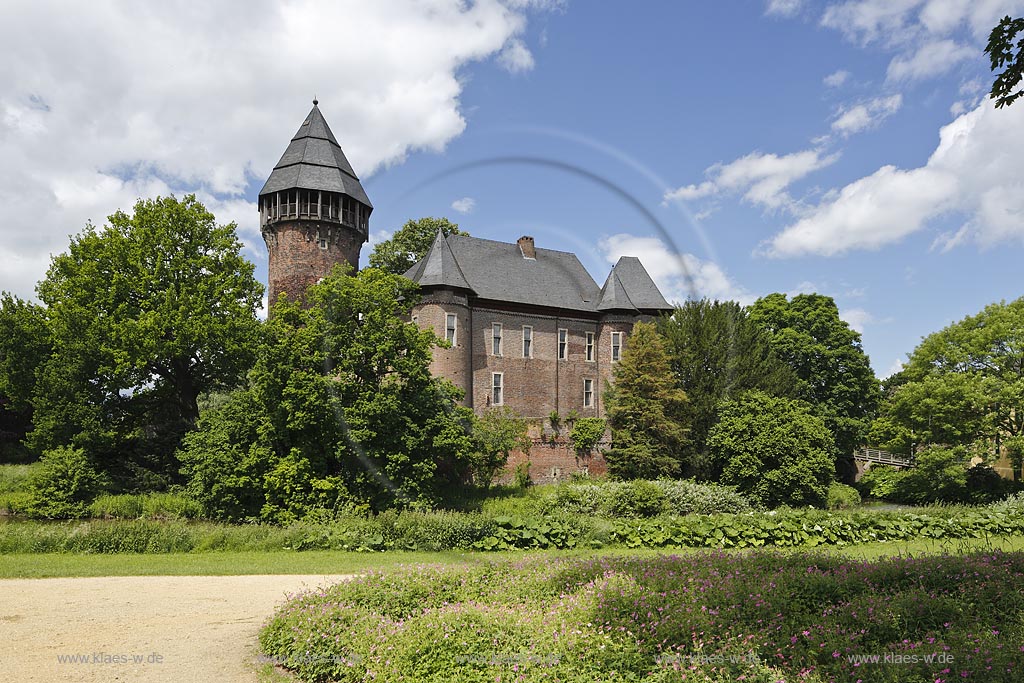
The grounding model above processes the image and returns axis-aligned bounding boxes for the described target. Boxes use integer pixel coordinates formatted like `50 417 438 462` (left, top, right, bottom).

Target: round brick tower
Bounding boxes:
259 100 373 305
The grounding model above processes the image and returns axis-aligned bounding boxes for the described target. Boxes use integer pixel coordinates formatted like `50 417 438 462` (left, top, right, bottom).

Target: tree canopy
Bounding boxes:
30 194 264 487
604 322 689 479
657 299 796 474
986 15 1024 108
368 216 467 275
748 293 880 465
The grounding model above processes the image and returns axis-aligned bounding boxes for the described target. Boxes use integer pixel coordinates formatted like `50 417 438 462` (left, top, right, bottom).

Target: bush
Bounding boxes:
891 446 969 504
568 418 606 455
652 478 753 515
825 482 861 510
965 463 1007 503
857 463 903 500
607 480 668 518
24 446 105 519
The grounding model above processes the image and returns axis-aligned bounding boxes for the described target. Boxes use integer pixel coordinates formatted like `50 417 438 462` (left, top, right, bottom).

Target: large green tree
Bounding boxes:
0 294 50 462
707 391 836 508
986 15 1024 108
470 407 531 488
604 322 689 480
748 293 880 474
179 266 475 520
657 299 796 475
31 195 263 487
368 216 467 275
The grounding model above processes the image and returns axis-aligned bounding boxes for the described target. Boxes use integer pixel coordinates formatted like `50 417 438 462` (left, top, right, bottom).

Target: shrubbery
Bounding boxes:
825 482 861 510
24 446 105 519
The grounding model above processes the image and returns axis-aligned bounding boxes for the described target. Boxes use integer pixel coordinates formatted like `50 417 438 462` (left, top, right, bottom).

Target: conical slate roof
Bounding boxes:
596 268 637 312
598 257 672 312
404 231 474 292
259 101 372 208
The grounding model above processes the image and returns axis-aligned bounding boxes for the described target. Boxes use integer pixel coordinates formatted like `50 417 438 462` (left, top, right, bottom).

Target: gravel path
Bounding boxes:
0 574 353 682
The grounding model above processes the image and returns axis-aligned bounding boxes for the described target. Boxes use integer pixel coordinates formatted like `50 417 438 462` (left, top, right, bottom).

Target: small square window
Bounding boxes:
492 323 503 356
445 313 457 345
583 378 594 407
611 332 623 362
522 326 533 358
558 328 568 360
492 372 503 406
585 332 595 362
318 237 329 250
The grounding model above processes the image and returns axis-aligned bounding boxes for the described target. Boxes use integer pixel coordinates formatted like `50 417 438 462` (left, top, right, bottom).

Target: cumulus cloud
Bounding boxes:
0 0 551 298
766 0 804 17
823 69 851 87
764 98 1024 257
840 307 874 333
886 39 974 81
664 149 838 211
831 94 903 135
451 197 476 213
598 233 755 306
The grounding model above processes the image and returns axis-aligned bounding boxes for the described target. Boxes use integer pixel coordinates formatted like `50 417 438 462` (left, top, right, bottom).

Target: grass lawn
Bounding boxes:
4 534 1024 578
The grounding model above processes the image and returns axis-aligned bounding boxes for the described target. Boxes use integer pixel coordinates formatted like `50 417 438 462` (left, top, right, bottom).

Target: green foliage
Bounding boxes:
986 15 1024 108
368 216 467 275
0 294 50 463
470 407 531 488
567 417 605 455
261 550 1024 683
179 267 475 520
0 464 32 493
513 462 532 489
825 482 861 510
856 464 903 500
888 446 969 504
708 391 836 507
657 299 796 474
604 322 689 479
30 195 263 488
24 446 106 519
88 493 203 520
606 479 669 518
748 293 880 463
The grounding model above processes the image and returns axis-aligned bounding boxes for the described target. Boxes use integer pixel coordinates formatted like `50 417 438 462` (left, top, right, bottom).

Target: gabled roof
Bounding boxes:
259 102 372 208
405 230 474 292
599 256 673 312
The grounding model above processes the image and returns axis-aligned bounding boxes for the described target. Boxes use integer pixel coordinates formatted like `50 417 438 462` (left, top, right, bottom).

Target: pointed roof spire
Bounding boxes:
598 256 672 312
597 268 638 312
259 102 372 209
404 230 474 292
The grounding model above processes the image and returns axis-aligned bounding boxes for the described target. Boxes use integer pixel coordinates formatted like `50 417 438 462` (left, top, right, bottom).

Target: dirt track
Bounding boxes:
0 574 353 682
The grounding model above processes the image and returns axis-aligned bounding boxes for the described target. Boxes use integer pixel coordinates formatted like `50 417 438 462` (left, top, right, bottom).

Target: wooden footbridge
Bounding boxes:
853 447 915 468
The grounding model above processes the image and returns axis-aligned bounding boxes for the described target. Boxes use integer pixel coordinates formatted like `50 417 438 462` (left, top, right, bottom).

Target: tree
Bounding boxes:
368 217 468 275
707 391 836 508
31 195 263 487
657 299 796 475
470 407 531 488
569 417 607 456
604 322 689 480
0 294 50 462
748 293 880 476
179 266 476 520
986 15 1024 108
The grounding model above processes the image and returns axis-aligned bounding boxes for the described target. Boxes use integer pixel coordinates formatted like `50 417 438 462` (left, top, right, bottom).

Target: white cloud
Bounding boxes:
498 38 536 73
831 94 903 135
881 357 905 378
766 0 804 17
764 98 1024 257
451 197 476 213
823 69 851 87
0 0 551 299
598 233 755 305
886 39 974 81
665 149 838 211
840 307 874 333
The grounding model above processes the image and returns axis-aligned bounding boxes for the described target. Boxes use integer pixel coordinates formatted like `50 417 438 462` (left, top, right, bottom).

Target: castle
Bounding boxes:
260 102 672 481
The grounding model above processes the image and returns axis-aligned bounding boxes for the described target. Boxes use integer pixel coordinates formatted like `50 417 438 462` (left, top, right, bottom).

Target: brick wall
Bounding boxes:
264 220 363 304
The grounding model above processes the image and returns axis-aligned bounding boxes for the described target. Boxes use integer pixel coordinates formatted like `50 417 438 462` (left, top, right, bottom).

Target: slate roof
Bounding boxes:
259 102 372 208
405 233 673 314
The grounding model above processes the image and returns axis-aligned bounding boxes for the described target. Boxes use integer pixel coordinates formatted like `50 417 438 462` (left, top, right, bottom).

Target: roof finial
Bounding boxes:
313 95 318 106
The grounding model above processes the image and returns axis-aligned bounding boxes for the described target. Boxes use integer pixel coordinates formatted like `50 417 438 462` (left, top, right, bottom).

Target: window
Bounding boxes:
585 332 595 361
492 372 503 405
583 378 594 407
611 331 622 362
318 237 328 250
492 323 503 356
558 328 568 360
445 313 457 345
522 325 533 358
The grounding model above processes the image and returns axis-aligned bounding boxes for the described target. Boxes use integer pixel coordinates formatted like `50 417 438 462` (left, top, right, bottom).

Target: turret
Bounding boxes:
259 100 372 304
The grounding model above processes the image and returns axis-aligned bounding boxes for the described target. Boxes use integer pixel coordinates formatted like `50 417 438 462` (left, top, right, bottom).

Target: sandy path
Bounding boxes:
0 574 353 683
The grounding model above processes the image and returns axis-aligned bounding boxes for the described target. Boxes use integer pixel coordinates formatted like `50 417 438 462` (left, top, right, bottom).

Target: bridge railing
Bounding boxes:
854 447 915 468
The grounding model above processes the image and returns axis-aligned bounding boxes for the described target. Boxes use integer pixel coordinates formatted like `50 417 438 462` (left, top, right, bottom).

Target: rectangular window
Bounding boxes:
558 328 568 360
585 332 595 361
611 331 622 362
522 325 533 358
492 372 503 406
445 313 457 345
583 378 594 407
492 323 503 356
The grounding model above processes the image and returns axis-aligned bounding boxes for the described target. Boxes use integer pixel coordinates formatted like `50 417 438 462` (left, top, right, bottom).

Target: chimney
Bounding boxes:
518 235 536 259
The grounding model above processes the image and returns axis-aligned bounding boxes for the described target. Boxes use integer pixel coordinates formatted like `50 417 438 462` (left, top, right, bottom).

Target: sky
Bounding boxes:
2 0 1023 378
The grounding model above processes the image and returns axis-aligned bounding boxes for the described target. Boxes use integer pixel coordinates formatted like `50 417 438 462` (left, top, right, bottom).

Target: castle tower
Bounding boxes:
259 100 373 304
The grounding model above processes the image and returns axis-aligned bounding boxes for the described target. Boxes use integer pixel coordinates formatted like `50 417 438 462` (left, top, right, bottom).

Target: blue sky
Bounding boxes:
2 0 1023 378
